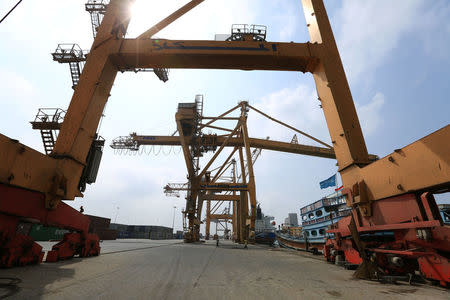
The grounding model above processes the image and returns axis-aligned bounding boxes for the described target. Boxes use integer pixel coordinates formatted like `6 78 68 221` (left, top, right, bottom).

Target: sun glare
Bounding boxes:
128 0 165 36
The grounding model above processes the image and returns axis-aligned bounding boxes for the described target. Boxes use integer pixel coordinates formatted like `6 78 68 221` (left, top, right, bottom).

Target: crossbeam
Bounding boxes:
110 40 318 72
127 135 378 160
210 214 232 220
202 194 240 201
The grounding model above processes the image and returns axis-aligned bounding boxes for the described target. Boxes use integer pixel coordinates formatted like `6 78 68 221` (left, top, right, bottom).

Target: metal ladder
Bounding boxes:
30 108 66 155
69 62 82 87
40 130 55 155
195 95 204 119
51 44 86 89
85 0 108 38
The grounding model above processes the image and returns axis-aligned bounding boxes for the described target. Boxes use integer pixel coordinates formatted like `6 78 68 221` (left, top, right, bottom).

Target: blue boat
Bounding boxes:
276 190 351 253
439 204 450 224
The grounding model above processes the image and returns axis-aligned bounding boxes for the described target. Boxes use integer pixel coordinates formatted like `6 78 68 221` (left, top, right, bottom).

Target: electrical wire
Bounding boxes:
0 0 23 24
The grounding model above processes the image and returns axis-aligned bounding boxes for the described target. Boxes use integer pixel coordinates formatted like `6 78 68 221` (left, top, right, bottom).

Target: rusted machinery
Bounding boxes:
0 0 448 284
323 139 450 286
112 98 342 243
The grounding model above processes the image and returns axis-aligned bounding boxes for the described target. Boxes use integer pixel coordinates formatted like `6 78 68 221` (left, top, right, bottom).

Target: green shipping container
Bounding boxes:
29 224 69 241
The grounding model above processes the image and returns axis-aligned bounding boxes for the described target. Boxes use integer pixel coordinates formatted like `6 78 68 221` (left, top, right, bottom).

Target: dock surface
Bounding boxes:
0 239 448 299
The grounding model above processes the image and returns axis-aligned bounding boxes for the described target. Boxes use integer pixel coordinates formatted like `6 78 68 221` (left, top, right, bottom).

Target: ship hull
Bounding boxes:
276 232 324 253
255 231 276 245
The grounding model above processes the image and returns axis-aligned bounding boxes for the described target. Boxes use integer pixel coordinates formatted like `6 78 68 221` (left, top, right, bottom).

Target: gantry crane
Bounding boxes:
111 98 377 242
163 145 263 241
0 0 448 285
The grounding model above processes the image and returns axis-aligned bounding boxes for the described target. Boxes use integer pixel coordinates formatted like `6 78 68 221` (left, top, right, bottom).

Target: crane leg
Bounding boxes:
0 183 100 266
0 214 44 267
46 232 100 262
325 192 450 287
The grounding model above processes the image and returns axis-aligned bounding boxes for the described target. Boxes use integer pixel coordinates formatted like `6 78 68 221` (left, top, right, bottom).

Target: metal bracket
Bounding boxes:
45 173 67 209
342 180 372 217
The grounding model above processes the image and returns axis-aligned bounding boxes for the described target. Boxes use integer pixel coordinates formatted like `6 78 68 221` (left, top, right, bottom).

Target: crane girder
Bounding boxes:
127 135 365 160
210 214 233 220
110 39 318 72
201 194 240 201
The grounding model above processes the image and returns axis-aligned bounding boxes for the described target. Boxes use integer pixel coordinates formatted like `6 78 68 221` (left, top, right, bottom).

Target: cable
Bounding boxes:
0 0 23 24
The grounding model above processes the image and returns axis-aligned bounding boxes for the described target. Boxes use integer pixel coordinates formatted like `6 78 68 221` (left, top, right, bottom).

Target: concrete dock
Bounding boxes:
0 239 448 299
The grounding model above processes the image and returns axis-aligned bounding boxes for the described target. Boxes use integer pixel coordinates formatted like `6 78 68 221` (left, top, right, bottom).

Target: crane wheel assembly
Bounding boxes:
0 183 100 267
324 191 450 287
46 232 100 262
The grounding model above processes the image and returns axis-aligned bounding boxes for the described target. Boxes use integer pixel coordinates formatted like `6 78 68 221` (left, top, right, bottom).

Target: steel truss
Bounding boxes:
112 99 352 243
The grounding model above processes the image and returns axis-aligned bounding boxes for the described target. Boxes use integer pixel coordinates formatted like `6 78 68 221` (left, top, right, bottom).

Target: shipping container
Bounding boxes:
29 224 69 241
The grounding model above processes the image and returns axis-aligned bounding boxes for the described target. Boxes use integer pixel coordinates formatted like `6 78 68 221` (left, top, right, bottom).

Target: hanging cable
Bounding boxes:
0 0 23 24
154 146 162 156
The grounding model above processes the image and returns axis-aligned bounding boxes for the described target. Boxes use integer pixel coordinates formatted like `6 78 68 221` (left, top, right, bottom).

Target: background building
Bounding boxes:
283 213 299 227
288 213 299 227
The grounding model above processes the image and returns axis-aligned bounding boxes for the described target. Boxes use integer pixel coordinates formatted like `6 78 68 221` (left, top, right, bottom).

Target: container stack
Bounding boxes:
86 214 117 240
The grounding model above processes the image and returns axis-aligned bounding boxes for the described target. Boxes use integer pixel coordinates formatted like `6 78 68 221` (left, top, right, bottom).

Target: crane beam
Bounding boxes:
210 214 232 220
110 39 318 72
201 194 240 201
128 135 376 160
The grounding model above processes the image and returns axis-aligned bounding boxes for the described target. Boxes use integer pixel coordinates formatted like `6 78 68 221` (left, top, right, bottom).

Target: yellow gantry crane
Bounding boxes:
0 0 448 281
111 98 378 242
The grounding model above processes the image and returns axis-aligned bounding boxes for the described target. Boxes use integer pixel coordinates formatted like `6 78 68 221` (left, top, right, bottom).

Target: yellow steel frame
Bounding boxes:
127 100 344 241
1 0 448 221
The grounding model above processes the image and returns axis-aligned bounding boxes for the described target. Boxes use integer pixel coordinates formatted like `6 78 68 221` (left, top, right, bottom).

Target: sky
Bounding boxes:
1 0 449 233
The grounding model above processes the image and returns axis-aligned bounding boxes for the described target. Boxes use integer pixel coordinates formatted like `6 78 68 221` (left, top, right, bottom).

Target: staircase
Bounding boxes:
51 44 86 89
69 62 82 87
195 94 204 119
85 0 108 38
40 130 56 155
30 108 66 155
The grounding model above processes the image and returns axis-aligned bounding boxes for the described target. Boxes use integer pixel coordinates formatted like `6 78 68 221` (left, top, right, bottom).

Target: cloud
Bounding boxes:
0 69 36 109
356 92 385 136
248 84 384 147
68 150 187 226
417 1 450 60
0 68 43 149
334 0 423 82
247 84 329 146
128 0 257 40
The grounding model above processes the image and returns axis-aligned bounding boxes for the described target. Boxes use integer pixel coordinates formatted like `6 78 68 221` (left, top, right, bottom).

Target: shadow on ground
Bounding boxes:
0 258 77 299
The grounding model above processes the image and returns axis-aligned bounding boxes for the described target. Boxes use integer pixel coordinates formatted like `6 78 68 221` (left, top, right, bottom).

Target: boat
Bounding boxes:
438 204 450 224
277 195 450 254
255 205 276 245
276 190 351 253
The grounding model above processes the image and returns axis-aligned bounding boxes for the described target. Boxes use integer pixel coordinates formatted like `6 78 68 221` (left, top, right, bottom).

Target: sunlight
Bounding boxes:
128 0 172 37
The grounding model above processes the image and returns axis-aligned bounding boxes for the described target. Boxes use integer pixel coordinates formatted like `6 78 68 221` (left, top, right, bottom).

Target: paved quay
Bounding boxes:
0 239 448 299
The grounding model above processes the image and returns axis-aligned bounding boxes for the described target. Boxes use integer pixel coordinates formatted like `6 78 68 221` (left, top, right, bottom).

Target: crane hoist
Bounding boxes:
0 0 448 285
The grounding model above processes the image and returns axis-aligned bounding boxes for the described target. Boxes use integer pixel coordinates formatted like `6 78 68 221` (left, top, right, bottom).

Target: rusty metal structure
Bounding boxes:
112 98 340 243
0 0 448 285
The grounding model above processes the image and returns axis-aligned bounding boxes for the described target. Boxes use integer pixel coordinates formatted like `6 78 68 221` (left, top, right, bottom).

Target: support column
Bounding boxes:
301 0 370 176
205 200 211 240
240 105 257 239
232 162 238 241
238 147 249 242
